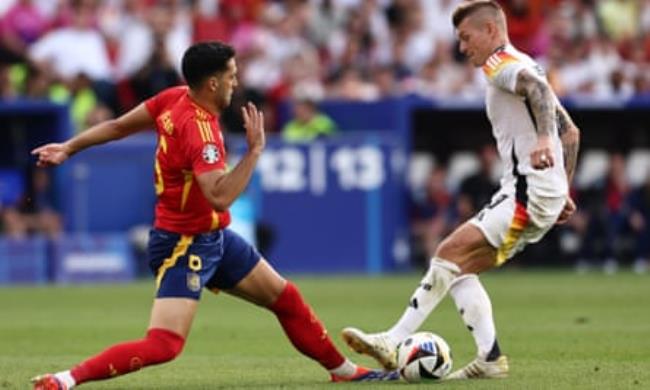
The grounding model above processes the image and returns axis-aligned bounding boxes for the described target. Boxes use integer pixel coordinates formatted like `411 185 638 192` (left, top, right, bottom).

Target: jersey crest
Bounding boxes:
159 111 174 134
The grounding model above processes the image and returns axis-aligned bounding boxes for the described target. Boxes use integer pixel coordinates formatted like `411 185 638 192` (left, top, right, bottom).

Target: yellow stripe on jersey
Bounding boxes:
496 202 530 266
154 159 164 195
180 170 193 211
198 120 214 142
482 52 519 80
155 235 193 289
160 134 168 154
210 211 220 230
195 119 207 142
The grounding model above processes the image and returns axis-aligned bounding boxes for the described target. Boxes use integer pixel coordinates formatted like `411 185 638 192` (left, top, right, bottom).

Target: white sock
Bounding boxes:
386 257 460 343
448 274 496 360
329 359 357 377
54 370 76 388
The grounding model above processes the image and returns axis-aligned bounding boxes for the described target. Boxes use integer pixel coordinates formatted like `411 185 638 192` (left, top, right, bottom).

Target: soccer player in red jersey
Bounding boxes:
30 42 398 389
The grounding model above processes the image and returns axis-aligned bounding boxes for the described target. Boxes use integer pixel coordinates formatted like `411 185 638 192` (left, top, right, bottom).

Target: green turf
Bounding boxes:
1 271 649 389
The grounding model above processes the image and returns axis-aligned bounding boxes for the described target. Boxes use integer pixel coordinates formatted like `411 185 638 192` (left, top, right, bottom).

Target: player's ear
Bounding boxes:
209 76 219 92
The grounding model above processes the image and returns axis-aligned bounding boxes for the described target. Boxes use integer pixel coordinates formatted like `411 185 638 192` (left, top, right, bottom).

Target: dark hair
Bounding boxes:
181 41 236 89
452 0 502 28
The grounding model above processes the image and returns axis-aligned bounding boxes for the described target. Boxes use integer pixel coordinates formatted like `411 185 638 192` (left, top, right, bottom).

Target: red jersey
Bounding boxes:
145 86 231 235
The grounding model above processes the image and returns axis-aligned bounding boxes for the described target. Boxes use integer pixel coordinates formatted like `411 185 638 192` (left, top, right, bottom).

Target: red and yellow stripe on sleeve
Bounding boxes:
482 51 520 80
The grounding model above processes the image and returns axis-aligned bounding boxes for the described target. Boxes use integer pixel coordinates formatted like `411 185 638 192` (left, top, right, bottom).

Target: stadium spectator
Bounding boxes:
18 168 62 238
0 0 49 61
126 33 182 105
0 62 17 99
597 0 638 42
28 0 111 84
574 152 631 274
456 144 500 222
499 0 549 57
282 91 338 143
410 166 457 264
627 172 650 274
0 168 61 239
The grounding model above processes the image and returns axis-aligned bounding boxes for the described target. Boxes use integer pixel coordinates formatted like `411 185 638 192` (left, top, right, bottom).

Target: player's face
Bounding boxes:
456 18 493 67
214 58 238 109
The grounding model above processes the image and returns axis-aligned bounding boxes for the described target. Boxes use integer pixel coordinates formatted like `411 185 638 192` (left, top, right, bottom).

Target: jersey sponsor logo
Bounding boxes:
202 143 220 164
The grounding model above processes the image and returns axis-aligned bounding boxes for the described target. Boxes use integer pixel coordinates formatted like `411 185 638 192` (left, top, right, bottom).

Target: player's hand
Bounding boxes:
530 135 554 170
241 102 265 154
556 196 576 225
31 143 71 167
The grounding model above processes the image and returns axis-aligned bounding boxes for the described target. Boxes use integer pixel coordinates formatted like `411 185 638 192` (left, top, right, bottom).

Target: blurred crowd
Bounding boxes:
1 0 650 133
1 0 650 272
409 147 650 274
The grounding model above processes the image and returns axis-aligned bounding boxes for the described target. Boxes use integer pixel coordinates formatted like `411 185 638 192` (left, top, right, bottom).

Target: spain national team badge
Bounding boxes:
202 143 220 164
187 272 201 292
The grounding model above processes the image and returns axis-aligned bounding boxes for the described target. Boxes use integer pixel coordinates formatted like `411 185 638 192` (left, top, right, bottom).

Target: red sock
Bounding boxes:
269 281 345 370
70 328 184 385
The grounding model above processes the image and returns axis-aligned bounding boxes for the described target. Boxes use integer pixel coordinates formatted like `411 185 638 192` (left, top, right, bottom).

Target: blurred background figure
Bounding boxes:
627 172 650 274
410 166 458 268
282 87 337 143
456 144 500 222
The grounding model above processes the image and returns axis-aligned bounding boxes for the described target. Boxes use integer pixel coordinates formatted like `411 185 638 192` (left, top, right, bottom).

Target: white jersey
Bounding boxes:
482 44 568 200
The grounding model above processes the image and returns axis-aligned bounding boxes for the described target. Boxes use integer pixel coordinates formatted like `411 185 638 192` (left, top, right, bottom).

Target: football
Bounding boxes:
396 332 453 382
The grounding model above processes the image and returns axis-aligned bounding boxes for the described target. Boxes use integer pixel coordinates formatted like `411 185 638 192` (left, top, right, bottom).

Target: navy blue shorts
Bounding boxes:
147 228 261 300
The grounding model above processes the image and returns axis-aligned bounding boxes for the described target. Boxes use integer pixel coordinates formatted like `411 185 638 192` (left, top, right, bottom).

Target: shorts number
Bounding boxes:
477 194 508 221
188 254 202 271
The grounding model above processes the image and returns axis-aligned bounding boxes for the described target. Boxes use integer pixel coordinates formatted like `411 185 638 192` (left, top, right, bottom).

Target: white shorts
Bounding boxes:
469 189 565 266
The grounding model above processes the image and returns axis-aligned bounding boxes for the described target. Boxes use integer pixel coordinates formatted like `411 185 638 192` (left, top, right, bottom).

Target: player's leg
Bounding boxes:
446 194 565 379
33 229 217 389
342 222 495 369
212 229 398 382
33 299 196 390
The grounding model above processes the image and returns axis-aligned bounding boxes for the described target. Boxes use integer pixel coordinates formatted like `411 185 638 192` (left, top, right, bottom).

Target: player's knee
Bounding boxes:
435 236 461 260
147 328 185 362
268 281 304 316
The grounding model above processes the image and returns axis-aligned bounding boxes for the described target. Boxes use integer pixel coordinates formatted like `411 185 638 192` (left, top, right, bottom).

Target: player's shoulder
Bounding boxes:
483 45 546 82
483 45 540 72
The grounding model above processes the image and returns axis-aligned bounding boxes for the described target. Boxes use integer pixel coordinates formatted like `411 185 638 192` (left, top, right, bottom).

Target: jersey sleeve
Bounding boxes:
145 86 187 119
181 118 227 176
145 91 163 118
482 52 531 93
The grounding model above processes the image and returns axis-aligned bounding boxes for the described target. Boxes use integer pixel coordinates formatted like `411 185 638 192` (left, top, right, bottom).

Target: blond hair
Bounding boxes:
452 0 506 30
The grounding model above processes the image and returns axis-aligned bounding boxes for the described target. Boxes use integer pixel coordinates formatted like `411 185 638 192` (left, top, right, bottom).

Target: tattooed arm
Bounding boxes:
514 69 557 170
555 103 580 224
555 104 580 185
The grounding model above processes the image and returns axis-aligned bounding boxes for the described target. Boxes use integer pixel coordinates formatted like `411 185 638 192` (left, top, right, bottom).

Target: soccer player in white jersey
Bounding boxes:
342 0 581 380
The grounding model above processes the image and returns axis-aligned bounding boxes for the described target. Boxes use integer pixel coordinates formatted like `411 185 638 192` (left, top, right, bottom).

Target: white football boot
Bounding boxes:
445 355 509 380
341 327 398 370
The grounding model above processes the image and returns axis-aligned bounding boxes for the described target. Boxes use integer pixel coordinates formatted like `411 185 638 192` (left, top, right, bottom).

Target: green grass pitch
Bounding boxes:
1 271 649 389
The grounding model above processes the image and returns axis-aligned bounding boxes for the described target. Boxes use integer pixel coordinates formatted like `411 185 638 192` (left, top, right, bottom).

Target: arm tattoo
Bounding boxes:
556 105 581 184
515 70 556 137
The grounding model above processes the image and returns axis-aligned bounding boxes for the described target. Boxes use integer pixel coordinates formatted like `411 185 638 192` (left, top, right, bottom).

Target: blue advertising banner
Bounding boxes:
0 237 48 284
50 233 135 283
232 133 410 274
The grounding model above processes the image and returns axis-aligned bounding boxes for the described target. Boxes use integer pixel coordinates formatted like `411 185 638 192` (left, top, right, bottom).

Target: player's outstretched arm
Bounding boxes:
31 103 155 167
514 69 557 170
196 102 265 211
